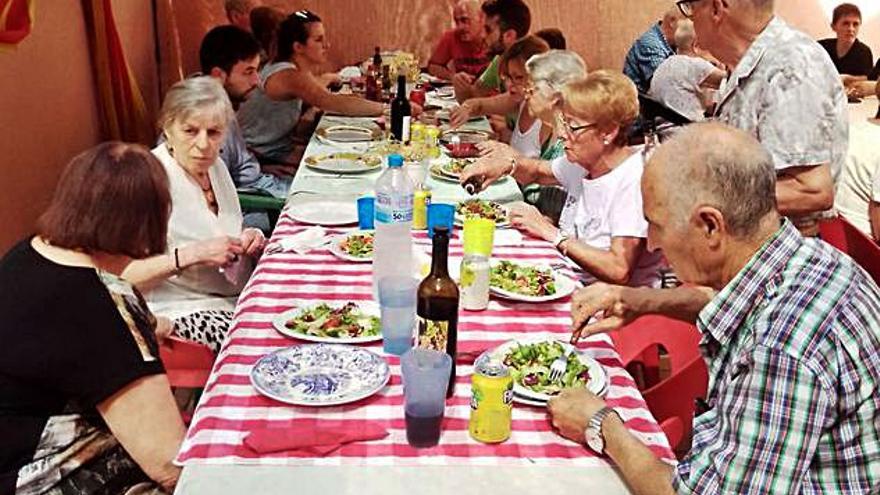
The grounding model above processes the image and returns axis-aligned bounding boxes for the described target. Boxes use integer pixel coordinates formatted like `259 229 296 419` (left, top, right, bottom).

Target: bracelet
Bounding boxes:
173 247 182 274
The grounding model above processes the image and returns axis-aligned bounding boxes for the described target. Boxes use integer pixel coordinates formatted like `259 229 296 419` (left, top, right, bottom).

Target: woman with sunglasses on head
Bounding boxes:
238 10 387 163
460 70 663 288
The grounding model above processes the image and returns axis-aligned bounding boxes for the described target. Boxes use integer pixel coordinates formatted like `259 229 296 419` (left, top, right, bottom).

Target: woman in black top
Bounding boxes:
0 143 185 494
818 3 873 77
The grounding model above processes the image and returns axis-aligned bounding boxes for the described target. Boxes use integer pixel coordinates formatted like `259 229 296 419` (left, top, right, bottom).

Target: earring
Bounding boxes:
603 138 610 146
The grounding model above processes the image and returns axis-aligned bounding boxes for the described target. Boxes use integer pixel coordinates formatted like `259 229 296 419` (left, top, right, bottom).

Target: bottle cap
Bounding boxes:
462 217 495 256
388 154 404 167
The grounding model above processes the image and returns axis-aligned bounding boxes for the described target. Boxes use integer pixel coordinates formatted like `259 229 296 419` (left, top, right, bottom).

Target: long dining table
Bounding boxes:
172 97 673 494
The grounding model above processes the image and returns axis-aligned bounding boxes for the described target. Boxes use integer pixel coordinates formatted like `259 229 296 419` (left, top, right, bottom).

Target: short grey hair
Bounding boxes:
674 19 696 49
525 50 587 96
158 76 234 132
648 122 777 238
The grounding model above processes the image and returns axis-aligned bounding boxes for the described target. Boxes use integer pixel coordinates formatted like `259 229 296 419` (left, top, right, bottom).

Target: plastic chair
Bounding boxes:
818 216 880 286
239 191 285 232
642 355 709 457
611 314 708 455
158 337 215 389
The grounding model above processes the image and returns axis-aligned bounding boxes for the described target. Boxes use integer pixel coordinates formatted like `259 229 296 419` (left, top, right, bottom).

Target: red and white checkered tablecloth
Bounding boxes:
175 213 674 467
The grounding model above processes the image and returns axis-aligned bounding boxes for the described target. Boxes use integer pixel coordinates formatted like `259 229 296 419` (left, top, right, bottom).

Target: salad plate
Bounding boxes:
454 199 509 227
479 338 608 404
250 344 390 406
489 260 576 303
304 152 382 174
273 301 382 344
328 230 374 262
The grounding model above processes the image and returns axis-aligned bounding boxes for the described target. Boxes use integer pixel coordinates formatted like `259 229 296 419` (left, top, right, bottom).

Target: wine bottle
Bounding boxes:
391 75 412 143
417 225 459 398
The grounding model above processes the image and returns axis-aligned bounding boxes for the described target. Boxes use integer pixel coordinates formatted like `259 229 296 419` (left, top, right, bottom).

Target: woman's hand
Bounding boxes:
508 203 557 241
154 316 174 345
458 153 512 193
240 228 267 257
180 236 244 268
449 101 476 128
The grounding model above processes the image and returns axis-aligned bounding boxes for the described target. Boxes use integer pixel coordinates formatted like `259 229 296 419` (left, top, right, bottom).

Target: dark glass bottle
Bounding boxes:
417 226 459 398
372 46 382 71
391 75 412 143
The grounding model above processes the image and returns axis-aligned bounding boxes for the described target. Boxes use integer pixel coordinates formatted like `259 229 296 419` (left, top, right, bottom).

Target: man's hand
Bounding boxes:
508 203 556 241
453 72 476 102
547 387 607 444
570 283 640 342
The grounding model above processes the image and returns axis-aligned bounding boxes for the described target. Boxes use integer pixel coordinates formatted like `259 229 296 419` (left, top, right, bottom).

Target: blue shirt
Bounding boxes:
623 23 674 93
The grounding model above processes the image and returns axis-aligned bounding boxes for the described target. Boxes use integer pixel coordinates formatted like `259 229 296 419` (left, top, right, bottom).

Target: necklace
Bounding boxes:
191 171 218 214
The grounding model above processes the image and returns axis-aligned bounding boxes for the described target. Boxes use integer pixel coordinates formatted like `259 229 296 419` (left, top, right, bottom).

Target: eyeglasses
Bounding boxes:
676 0 701 18
558 114 597 138
294 9 319 21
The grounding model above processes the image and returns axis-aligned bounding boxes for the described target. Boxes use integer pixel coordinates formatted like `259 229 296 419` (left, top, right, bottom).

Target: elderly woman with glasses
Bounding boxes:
124 77 266 353
461 70 663 287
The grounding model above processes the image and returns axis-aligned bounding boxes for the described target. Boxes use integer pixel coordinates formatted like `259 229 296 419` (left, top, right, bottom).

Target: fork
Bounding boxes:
548 345 576 383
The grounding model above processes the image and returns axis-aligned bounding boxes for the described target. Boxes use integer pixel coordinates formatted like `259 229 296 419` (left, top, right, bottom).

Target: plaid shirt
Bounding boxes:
673 220 880 494
623 23 674 94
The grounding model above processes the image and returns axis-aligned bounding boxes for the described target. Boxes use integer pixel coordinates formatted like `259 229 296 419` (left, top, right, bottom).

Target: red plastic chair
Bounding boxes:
611 314 708 455
818 216 880 286
158 337 215 389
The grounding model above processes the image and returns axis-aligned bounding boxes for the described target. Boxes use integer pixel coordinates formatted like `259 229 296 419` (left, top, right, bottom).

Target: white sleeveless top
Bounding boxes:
508 102 543 159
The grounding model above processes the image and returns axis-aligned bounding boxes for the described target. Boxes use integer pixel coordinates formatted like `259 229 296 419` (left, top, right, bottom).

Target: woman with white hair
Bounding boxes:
648 19 725 122
462 71 664 287
124 76 266 352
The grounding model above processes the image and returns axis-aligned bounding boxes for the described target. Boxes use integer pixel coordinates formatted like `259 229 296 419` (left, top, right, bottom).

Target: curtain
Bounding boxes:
81 0 153 144
0 0 34 46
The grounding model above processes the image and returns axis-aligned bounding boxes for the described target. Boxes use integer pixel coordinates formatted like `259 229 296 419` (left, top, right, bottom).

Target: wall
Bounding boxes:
0 0 158 254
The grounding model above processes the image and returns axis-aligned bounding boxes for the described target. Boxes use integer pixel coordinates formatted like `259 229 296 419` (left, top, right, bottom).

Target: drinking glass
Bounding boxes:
378 276 418 355
427 203 455 238
400 348 452 448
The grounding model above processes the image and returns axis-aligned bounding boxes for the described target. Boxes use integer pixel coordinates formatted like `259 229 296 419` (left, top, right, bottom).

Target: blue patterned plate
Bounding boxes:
250 344 390 406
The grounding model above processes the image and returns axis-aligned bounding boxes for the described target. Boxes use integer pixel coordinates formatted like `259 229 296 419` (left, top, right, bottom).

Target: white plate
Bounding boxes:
480 338 608 403
250 344 390 406
272 301 382 344
316 125 381 144
434 86 455 99
328 231 374 263
489 260 576 303
304 153 382 174
287 200 358 226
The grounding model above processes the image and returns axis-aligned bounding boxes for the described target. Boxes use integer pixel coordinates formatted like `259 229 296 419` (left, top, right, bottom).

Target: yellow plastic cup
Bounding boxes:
462 217 495 256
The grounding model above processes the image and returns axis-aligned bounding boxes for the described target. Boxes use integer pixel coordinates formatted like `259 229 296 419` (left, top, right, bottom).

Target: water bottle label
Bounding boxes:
376 191 414 224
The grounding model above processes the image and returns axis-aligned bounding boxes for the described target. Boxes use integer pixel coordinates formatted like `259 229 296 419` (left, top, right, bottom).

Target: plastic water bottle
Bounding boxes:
373 154 414 300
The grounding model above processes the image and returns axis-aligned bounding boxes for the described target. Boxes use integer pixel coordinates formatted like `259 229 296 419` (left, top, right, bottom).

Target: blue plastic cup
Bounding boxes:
358 197 375 230
378 276 418 355
427 203 455 238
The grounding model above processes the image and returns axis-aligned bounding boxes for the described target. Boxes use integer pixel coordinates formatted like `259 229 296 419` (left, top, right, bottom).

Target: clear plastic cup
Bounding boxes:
400 348 452 448
378 276 418 355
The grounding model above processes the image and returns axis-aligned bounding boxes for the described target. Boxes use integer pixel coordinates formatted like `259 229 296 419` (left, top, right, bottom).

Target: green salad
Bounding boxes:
441 158 476 177
338 232 374 258
456 199 508 224
503 341 591 395
490 260 556 297
285 302 380 339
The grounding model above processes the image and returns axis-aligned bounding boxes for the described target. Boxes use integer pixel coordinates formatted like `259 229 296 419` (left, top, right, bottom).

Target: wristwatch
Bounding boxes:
584 407 618 454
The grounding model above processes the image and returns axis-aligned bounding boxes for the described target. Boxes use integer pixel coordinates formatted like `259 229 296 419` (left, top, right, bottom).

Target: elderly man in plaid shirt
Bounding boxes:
548 123 880 494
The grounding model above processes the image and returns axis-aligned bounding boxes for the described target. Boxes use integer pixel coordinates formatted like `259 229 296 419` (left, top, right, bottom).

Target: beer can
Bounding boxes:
425 126 442 159
413 186 432 230
469 354 513 443
410 122 426 147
